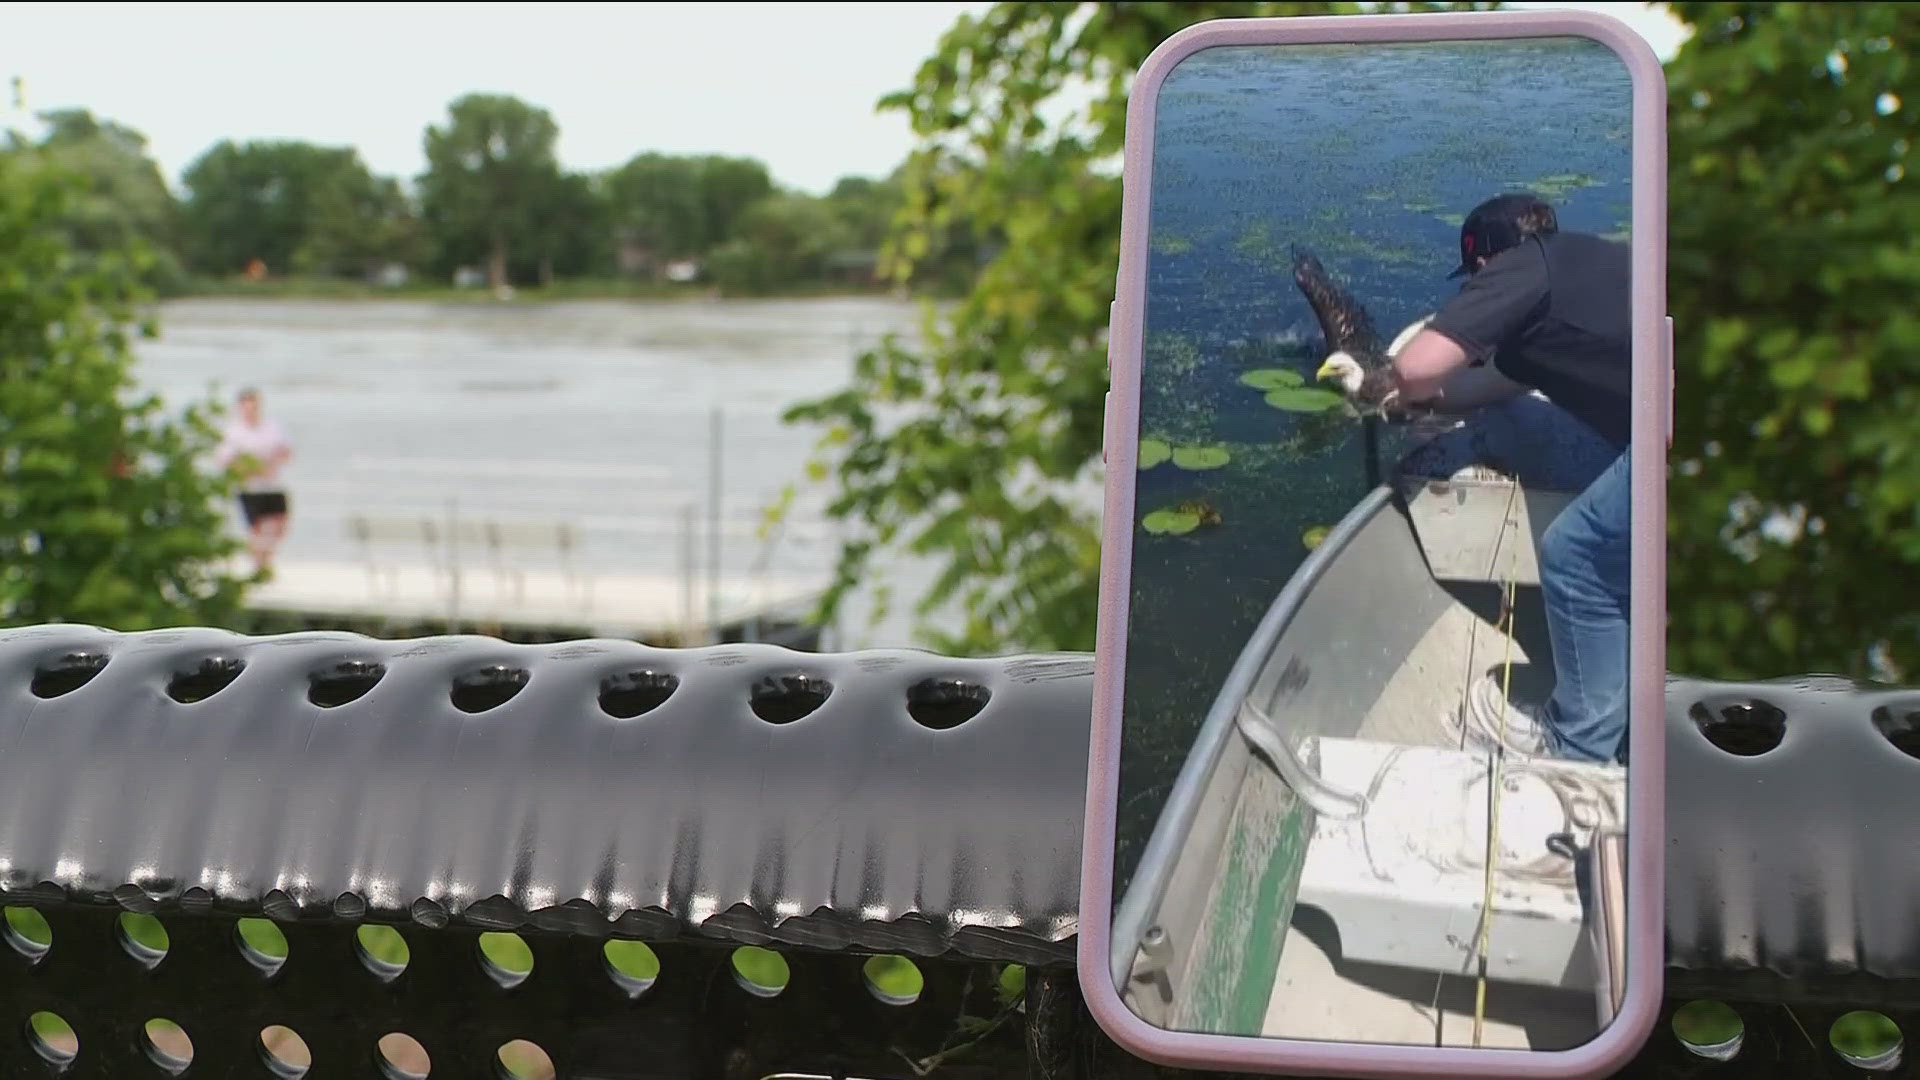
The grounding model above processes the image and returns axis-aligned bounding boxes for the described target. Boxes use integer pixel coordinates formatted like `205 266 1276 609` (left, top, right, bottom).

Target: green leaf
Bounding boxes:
1171 445 1230 470
1302 525 1331 551
1265 387 1347 413
1137 438 1172 469
1142 508 1202 535
1239 368 1305 390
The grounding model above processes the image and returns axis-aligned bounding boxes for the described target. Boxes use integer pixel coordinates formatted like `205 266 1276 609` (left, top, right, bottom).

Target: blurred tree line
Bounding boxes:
4 91 982 299
790 1 1920 682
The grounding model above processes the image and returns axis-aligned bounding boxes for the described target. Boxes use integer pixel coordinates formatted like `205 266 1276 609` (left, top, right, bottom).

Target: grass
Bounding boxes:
480 931 535 976
3 906 52 954
862 954 925 1004
1831 1010 1904 1061
732 945 791 995
358 923 411 969
604 939 660 985
1673 1000 1904 1064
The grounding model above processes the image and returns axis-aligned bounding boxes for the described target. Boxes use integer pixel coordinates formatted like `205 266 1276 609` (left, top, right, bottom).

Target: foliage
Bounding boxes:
417 93 567 289
788 1 1920 677
180 139 420 278
604 152 775 267
1663 2 1920 680
0 155 248 630
708 191 857 294
784 1 1494 654
8 109 187 293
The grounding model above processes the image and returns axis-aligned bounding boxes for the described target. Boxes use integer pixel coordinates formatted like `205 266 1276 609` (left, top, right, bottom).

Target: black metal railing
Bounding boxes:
0 627 1914 1078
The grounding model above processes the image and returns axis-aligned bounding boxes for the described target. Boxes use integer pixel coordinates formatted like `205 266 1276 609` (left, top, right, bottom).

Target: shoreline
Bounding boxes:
157 278 940 305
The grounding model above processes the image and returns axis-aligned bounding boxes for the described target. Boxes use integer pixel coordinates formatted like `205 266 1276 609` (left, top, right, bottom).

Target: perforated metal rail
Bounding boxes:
0 627 1914 1078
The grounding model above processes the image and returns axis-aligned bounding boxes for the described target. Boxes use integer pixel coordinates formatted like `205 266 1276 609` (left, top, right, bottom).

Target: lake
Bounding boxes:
132 295 946 648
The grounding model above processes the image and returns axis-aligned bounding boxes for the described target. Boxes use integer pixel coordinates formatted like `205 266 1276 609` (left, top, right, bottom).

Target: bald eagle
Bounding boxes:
1292 248 1429 416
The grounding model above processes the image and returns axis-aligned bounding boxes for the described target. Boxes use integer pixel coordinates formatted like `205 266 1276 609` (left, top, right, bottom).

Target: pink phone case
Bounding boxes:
1079 9 1669 1078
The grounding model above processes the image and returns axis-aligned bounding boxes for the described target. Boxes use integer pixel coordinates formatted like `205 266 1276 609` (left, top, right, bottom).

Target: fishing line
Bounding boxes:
1472 475 1525 1047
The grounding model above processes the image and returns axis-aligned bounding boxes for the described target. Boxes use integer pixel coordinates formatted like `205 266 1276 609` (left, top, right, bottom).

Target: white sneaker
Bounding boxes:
1454 673 1552 757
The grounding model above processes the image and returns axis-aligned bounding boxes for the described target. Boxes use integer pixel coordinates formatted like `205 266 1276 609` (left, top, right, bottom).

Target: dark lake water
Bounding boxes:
1113 37 1635 891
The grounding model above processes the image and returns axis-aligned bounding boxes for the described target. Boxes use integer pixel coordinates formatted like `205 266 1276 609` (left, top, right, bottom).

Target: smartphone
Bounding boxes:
1080 10 1668 1078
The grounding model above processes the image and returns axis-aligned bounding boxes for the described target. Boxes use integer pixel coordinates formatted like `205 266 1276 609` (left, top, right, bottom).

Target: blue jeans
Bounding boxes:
1537 449 1632 764
1397 392 1618 493
1397 395 1631 763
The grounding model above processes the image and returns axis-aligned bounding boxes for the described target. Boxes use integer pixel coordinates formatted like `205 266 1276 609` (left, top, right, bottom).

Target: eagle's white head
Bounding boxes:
1314 351 1365 394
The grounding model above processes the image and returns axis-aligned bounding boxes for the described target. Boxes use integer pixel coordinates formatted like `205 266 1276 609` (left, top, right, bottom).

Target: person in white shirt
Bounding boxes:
212 388 293 573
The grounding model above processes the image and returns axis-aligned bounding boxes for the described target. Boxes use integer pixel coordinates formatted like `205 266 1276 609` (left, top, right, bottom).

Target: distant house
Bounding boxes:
664 260 701 283
615 238 657 277
824 249 881 286
370 262 410 288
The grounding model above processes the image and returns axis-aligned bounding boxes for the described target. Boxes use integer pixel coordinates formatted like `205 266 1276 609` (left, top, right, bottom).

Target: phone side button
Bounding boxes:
1665 315 1675 448
1106 300 1117 380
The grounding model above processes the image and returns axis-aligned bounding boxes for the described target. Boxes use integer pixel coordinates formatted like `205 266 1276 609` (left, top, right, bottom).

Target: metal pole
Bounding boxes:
680 504 696 646
446 497 461 632
707 405 723 645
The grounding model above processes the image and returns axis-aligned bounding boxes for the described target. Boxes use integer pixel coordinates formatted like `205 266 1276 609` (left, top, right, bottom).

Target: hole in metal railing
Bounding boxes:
30 652 108 699
603 938 660 998
731 945 791 998
3 906 52 963
598 670 679 719
1689 698 1786 756
749 674 832 724
143 1018 193 1075
451 666 530 714
237 917 290 978
496 1039 556 1080
308 660 387 708
862 954 925 1006
906 677 991 730
479 932 534 990
376 1032 432 1079
117 912 170 970
1832 1010 1904 1071
1871 704 1920 760
26 1011 77 1070
258 1025 312 1077
357 924 411 982
1672 999 1743 1061
166 656 245 703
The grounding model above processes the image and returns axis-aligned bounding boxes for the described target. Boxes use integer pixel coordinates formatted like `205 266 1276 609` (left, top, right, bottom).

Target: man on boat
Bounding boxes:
1378 192 1632 766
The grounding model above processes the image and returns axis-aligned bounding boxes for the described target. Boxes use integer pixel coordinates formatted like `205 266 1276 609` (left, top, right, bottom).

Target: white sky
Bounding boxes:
1 2 1688 197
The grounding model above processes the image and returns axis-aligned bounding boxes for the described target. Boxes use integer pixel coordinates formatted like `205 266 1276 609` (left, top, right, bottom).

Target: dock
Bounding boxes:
242 559 827 644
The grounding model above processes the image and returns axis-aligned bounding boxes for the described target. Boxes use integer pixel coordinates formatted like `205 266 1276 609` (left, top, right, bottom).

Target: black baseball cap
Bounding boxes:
1448 192 1559 278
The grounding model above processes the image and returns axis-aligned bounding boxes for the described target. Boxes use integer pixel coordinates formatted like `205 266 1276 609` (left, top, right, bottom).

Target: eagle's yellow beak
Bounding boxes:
1314 358 1342 382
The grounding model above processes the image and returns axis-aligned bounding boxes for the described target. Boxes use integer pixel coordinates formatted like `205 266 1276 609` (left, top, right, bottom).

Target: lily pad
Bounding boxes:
1142 508 1202 536
1265 387 1347 413
1239 368 1305 391
1302 525 1331 551
1171 446 1231 470
1137 439 1171 469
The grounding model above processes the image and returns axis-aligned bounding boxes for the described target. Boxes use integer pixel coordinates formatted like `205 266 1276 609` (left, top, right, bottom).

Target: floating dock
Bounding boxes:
241 559 826 645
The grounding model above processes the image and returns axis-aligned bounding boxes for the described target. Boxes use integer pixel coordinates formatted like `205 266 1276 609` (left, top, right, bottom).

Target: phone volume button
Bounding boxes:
1665 315 1675 447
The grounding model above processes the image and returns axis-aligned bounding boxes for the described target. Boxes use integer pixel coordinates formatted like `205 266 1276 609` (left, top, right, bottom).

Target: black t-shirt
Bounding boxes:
1426 231 1632 449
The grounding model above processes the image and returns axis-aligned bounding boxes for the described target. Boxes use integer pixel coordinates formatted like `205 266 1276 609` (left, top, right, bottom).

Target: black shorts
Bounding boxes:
239 492 289 527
